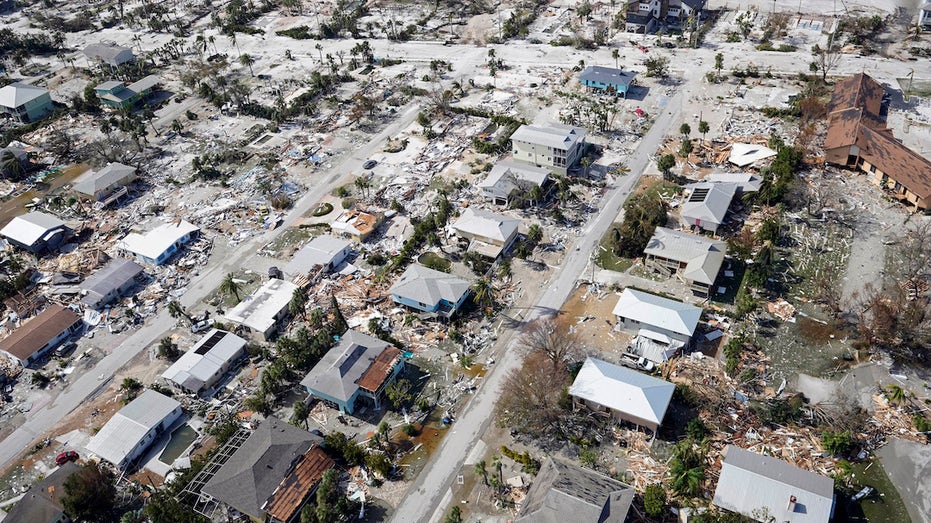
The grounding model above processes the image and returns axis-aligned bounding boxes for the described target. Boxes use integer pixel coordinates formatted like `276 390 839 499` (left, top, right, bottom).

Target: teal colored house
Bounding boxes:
94 75 160 109
0 82 54 123
300 330 404 415
389 264 471 318
579 66 636 98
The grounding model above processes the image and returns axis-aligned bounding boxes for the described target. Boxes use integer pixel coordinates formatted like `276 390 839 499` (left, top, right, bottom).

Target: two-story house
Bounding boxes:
510 124 586 175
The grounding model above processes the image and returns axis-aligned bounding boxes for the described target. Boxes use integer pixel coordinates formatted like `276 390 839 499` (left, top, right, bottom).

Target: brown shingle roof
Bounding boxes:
262 446 334 522
358 346 402 393
829 73 884 116
857 126 931 200
823 107 887 150
0 305 80 362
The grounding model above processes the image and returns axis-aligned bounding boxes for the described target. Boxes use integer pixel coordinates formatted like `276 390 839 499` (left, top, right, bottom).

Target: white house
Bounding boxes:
117 220 199 265
679 182 737 234
569 357 675 432
0 212 71 254
613 288 701 362
0 305 82 368
162 329 247 397
284 235 352 277
224 279 299 340
72 162 137 203
478 161 550 205
510 124 586 175
85 390 182 470
450 208 520 258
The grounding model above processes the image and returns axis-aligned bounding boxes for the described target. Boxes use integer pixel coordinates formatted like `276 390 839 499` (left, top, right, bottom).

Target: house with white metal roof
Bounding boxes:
612 288 701 347
643 227 727 297
162 329 247 396
389 264 471 318
510 124 586 175
284 235 352 277
0 212 71 254
80 258 144 310
679 182 737 234
704 172 762 193
224 278 299 340
300 329 404 415
73 162 137 203
569 357 675 432
117 219 199 265
83 43 135 67
713 445 835 523
478 161 550 206
450 208 520 258
0 82 54 123
85 390 182 470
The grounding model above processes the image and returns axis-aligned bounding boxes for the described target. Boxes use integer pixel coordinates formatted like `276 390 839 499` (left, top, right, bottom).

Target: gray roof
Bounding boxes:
224 278 299 335
0 145 28 162
4 461 80 523
162 329 247 394
300 329 392 402
516 457 634 523
0 212 68 247
203 417 322 520
478 160 550 197
713 445 835 523
0 82 48 108
704 173 762 192
511 124 586 150
612 288 701 337
579 66 636 87
85 390 180 468
680 182 737 229
284 235 351 276
389 264 471 307
94 80 125 91
126 75 160 93
451 208 521 243
682 0 706 10
73 162 136 196
80 257 144 308
643 227 726 285
83 43 134 65
569 357 675 427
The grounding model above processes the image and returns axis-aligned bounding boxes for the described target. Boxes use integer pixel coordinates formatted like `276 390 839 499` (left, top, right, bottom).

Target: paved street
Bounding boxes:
389 83 687 522
0 103 423 473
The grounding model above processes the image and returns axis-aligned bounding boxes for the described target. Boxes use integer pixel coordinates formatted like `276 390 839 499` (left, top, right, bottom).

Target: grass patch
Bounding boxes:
265 227 314 257
595 223 634 272
711 260 746 306
208 270 262 309
897 77 931 99
418 251 451 272
846 459 912 523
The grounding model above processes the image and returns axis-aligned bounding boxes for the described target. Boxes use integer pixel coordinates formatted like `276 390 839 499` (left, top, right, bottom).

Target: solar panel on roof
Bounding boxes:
688 188 710 202
195 330 226 355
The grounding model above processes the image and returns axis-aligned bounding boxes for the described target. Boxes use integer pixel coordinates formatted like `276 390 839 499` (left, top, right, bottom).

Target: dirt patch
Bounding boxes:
559 284 630 354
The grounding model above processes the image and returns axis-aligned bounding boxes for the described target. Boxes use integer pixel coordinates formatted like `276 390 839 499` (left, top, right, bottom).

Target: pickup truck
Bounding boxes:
620 353 656 372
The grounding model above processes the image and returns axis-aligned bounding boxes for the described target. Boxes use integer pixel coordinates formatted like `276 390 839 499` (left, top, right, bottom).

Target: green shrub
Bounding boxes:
643 483 667 517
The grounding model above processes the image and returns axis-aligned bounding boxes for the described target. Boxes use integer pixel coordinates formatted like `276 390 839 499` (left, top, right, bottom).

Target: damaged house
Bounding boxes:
450 208 520 259
0 212 72 255
612 288 701 363
569 357 675 432
85 390 182 470
162 329 247 397
224 278 299 340
642 227 726 298
516 457 635 522
477 160 550 206
0 304 82 368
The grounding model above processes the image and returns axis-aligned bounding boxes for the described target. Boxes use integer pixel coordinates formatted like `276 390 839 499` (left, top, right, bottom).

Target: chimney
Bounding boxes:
787 495 797 512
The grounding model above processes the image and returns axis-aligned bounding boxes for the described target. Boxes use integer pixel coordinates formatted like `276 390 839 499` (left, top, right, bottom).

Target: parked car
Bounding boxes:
851 486 875 502
362 159 377 169
54 342 77 357
191 318 212 334
55 451 79 465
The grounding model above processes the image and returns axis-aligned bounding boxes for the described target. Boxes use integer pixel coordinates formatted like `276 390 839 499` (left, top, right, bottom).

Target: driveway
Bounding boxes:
877 438 931 523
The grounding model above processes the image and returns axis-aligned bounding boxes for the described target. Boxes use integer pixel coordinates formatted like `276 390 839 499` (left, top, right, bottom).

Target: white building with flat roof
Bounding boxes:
117 220 199 265
224 279 299 340
85 390 182 470
162 329 247 396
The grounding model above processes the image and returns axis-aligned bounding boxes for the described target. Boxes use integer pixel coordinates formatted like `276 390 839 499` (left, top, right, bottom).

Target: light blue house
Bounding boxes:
300 330 404 415
579 66 637 98
0 82 54 123
389 264 471 318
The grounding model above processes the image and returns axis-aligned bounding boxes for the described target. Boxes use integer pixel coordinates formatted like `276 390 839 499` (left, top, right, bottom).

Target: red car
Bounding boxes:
55 451 78 466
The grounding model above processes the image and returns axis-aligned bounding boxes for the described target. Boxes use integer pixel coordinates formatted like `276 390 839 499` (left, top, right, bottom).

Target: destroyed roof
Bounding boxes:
3 461 80 523
73 162 136 196
203 417 322 520
0 212 67 247
262 446 335 523
0 305 81 362
300 329 398 402
451 208 520 243
162 329 247 393
829 72 884 116
705 172 762 192
579 65 636 87
728 143 776 167
83 43 134 65
680 182 737 228
85 390 180 468
479 160 550 194
511 124 586 150
612 288 701 336
515 457 634 523
80 258 144 308
224 278 299 334
389 264 471 306
569 357 675 426
713 445 835 523
644 228 726 285
0 82 48 108
117 219 199 261
284 235 351 275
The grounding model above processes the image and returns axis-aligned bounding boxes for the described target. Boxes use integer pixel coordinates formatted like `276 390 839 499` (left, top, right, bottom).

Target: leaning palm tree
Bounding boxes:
239 53 255 76
220 273 242 302
885 384 907 405
289 287 308 320
471 278 495 313
166 300 191 323
1 150 24 180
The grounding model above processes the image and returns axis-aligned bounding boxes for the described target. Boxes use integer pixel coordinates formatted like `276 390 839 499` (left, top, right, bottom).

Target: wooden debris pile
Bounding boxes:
869 393 928 444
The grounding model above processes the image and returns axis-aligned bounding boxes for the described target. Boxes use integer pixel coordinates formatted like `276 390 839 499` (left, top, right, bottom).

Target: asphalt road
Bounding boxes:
0 103 423 473
389 86 686 523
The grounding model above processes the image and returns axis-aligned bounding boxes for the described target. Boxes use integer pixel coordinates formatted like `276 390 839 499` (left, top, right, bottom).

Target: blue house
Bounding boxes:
300 330 404 415
389 264 471 318
579 66 637 98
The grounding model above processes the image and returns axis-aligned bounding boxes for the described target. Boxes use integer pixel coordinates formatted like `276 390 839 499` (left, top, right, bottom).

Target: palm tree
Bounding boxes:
612 48 620 69
291 399 309 428
354 176 371 199
1 150 24 180
474 460 489 486
885 384 907 405
167 300 191 323
220 273 242 302
471 278 495 313
239 53 255 76
492 455 503 484
309 307 324 329
315 43 323 63
289 287 308 320
157 337 180 360
698 120 709 145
